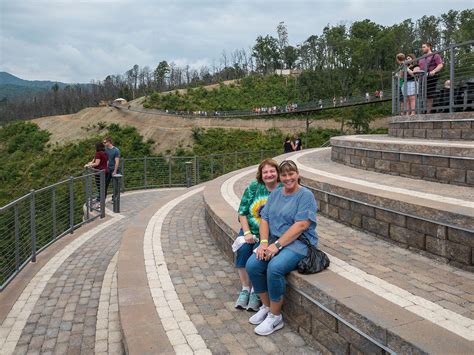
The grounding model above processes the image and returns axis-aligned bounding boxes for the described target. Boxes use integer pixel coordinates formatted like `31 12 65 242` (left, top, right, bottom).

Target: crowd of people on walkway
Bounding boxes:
396 42 444 115
84 137 121 207
232 158 320 336
252 103 299 114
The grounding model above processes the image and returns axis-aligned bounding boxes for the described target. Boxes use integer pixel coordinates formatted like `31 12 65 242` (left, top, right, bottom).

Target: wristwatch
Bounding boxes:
274 240 283 250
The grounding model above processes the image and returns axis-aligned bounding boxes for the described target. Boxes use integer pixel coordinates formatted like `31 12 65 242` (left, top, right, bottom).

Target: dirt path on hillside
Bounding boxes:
32 106 390 154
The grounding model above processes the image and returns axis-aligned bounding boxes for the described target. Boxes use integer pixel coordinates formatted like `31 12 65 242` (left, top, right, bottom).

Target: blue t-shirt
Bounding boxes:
106 146 120 172
261 186 318 255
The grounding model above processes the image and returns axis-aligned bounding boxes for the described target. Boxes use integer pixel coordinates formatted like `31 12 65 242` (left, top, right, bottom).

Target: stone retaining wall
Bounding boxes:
389 120 474 140
302 179 474 269
331 146 474 186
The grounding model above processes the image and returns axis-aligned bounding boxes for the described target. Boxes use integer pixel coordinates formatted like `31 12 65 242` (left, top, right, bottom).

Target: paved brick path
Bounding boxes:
161 193 319 354
235 174 474 321
3 190 176 355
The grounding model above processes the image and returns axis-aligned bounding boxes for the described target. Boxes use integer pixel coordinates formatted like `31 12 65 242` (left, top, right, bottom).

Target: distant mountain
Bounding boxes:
0 72 71 89
0 72 89 100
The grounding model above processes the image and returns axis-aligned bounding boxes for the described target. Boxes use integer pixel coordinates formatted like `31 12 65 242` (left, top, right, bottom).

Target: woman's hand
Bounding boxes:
244 234 256 244
264 244 279 261
256 244 268 260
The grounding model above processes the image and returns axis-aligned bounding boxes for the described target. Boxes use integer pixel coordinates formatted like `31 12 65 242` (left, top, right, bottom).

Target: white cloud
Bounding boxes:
0 0 472 82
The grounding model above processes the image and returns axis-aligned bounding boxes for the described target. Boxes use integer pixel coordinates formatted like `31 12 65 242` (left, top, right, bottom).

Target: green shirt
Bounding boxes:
238 180 281 237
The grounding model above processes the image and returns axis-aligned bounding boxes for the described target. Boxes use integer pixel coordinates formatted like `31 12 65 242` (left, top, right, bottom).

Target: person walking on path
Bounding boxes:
84 142 108 204
294 135 303 151
233 159 282 311
104 137 120 199
283 136 295 153
246 160 318 336
418 42 443 114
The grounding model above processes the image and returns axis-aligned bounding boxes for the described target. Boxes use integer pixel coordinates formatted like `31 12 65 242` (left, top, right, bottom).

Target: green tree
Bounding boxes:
154 61 170 91
252 35 280 74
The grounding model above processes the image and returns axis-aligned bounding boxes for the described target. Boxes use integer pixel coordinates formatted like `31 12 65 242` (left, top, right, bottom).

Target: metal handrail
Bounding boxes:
0 145 328 291
0 169 106 291
392 40 474 115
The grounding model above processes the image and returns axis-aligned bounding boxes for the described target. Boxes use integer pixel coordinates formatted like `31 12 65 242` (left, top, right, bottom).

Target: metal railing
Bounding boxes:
120 149 281 191
0 145 332 290
392 40 474 115
0 170 106 290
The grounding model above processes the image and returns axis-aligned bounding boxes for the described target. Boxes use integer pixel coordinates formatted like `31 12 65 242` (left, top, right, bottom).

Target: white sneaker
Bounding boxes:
254 313 284 336
248 305 269 325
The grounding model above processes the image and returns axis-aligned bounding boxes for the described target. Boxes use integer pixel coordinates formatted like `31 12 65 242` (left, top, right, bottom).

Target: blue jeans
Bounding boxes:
246 248 305 302
235 229 258 268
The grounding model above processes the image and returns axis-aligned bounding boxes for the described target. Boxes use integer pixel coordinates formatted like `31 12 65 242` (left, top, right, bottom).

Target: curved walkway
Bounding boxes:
0 190 180 355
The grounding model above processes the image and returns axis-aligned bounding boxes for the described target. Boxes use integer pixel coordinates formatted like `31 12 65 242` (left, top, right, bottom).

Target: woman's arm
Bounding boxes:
256 219 270 260
265 220 311 259
89 158 101 168
85 158 100 168
238 215 256 243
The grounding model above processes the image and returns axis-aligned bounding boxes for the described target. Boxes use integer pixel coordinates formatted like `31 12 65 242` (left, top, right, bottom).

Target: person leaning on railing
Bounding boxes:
403 54 420 116
246 160 318 336
418 42 444 114
84 142 108 205
233 159 282 312
103 137 120 199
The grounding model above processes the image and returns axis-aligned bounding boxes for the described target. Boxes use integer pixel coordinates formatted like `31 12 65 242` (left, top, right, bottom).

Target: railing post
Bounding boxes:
195 156 199 184
403 65 408 114
168 158 172 187
112 174 122 213
449 45 455 113
52 186 56 238
185 161 193 188
69 176 74 234
85 175 90 220
120 159 125 192
391 74 396 115
144 156 148 189
14 204 19 270
100 170 105 218
30 189 37 263
210 156 214 179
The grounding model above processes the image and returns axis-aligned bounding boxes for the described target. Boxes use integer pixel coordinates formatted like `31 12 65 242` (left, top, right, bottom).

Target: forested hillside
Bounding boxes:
1 10 472 122
0 120 365 205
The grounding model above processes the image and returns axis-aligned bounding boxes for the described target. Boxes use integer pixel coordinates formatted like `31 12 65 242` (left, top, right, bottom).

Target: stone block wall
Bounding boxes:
389 120 474 140
304 182 474 269
331 146 474 186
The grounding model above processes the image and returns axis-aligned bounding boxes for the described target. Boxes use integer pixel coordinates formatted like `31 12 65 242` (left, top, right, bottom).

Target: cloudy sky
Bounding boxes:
0 0 472 83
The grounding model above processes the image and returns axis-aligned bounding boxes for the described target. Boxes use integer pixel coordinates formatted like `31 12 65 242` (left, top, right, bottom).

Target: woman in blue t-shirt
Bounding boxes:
246 160 318 336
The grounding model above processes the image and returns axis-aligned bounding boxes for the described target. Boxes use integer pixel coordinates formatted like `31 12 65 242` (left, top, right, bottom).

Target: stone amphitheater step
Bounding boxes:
205 162 474 354
330 135 474 186
389 112 474 140
295 148 474 269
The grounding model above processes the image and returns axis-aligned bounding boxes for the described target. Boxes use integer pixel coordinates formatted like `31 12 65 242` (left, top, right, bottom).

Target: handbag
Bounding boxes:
297 235 330 274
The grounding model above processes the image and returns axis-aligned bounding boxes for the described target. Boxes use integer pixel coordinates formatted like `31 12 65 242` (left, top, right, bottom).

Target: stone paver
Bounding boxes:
234 170 474 339
161 192 319 354
95 251 122 355
0 190 178 355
